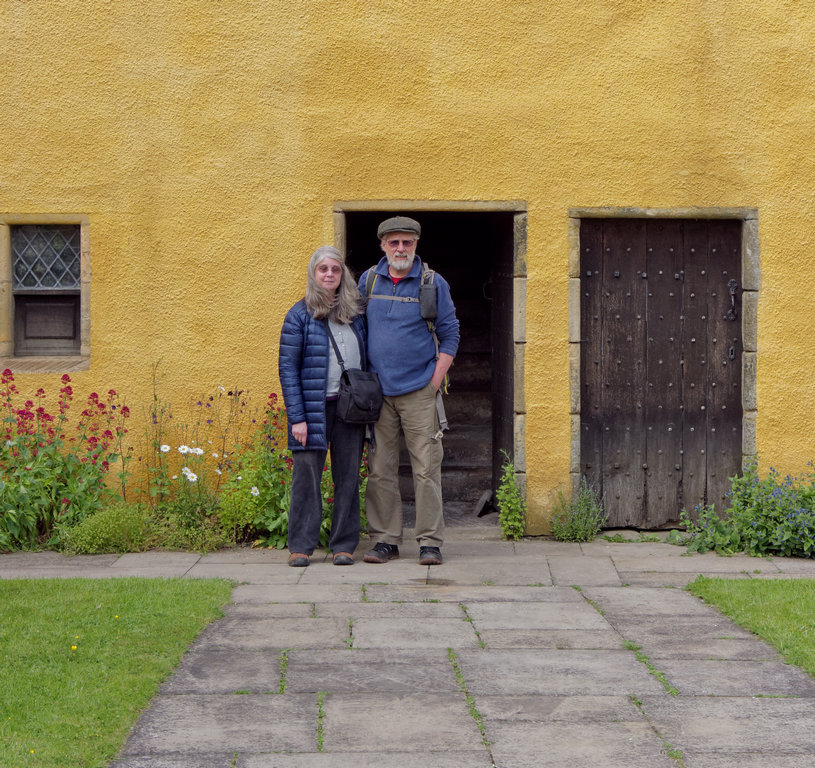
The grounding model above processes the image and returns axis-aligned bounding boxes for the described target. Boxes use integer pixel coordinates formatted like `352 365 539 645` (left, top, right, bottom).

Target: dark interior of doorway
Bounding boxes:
343 210 516 527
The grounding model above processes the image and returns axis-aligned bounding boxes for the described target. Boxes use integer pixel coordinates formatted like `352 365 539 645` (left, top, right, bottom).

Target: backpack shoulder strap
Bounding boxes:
365 269 377 297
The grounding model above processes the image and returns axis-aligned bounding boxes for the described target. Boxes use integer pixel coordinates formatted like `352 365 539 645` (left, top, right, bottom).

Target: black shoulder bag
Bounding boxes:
324 322 383 425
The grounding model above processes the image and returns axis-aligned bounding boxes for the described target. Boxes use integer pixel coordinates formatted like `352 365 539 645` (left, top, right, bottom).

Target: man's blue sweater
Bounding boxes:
359 257 459 397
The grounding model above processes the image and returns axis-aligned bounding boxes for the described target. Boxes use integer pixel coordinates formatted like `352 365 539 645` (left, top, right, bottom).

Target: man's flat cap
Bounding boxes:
377 216 421 239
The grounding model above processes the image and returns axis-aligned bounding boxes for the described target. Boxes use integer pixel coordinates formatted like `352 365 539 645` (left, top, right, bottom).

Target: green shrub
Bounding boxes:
62 501 154 554
495 452 526 540
680 459 815 558
0 370 131 550
551 478 607 542
152 496 229 553
218 433 293 547
678 504 742 554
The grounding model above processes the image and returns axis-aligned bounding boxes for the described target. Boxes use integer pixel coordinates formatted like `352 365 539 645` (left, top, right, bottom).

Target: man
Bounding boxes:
359 216 459 565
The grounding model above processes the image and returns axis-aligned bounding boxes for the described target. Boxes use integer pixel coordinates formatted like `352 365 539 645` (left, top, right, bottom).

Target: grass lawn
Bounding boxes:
688 576 815 678
0 577 233 768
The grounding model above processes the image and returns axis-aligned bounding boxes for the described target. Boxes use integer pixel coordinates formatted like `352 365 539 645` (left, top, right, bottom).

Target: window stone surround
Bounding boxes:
0 213 90 373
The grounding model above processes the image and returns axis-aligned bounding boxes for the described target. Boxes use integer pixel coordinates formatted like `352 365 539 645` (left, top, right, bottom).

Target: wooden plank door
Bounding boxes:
580 218 742 528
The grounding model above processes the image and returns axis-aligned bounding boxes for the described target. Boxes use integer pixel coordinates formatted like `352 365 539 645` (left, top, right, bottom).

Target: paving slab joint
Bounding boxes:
278 649 291 694
316 691 327 751
460 604 486 649
575 585 606 616
447 647 495 763
629 694 687 767
625 639 680 696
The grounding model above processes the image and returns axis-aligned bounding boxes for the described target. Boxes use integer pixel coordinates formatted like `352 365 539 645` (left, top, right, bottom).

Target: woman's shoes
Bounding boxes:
289 551 355 566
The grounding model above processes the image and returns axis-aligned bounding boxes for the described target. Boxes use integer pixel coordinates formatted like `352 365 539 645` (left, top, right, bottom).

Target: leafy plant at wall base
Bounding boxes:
61 500 154 554
679 458 815 558
221 439 293 548
0 369 131 550
153 496 228 553
216 392 293 548
551 478 607 542
679 504 742 555
495 451 526 540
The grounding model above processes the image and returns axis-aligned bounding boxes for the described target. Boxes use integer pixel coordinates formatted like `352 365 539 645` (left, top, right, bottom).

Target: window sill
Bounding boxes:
0 355 90 375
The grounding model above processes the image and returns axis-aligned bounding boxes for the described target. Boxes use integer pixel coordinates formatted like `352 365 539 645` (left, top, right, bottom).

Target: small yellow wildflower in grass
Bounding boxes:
1 577 232 768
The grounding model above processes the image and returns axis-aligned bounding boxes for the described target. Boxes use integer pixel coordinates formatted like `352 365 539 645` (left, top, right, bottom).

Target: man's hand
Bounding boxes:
292 421 308 446
431 353 455 391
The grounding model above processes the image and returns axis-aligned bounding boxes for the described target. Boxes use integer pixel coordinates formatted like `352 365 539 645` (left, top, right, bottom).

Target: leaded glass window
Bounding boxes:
10 224 82 356
11 225 81 290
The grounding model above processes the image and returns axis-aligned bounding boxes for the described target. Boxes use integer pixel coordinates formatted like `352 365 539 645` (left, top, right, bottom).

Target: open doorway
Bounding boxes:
337 207 525 526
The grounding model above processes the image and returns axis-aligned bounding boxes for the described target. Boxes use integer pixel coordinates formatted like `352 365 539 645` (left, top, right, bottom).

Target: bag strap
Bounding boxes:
364 262 436 306
323 321 349 373
365 269 377 298
420 263 444 390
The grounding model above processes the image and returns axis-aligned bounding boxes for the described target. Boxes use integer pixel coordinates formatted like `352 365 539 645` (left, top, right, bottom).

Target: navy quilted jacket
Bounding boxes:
278 299 367 451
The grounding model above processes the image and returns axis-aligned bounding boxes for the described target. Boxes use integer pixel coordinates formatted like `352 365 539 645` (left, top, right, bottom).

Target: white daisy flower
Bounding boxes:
178 445 190 454
212 452 219 458
215 469 222 475
159 444 171 453
250 486 260 496
186 472 198 482
192 447 204 455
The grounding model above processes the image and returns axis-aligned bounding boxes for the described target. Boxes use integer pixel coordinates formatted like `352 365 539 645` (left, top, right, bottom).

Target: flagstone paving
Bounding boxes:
3 525 815 767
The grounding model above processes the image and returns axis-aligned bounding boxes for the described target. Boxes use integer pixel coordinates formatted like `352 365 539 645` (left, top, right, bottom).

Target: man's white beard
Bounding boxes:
387 252 415 272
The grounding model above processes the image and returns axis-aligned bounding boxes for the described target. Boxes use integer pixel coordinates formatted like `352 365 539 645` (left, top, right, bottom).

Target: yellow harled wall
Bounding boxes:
2 1 815 531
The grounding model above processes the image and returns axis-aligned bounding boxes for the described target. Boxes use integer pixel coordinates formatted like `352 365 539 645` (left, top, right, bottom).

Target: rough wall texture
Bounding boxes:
2 1 815 531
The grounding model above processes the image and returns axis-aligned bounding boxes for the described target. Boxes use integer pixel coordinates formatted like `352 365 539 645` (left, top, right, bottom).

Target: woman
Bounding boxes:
278 246 367 566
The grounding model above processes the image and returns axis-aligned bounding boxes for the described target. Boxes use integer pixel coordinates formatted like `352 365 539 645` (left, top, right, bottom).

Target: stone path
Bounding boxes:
3 527 815 767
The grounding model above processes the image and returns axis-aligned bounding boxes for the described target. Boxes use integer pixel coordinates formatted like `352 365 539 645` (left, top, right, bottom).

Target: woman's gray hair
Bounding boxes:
305 246 362 323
